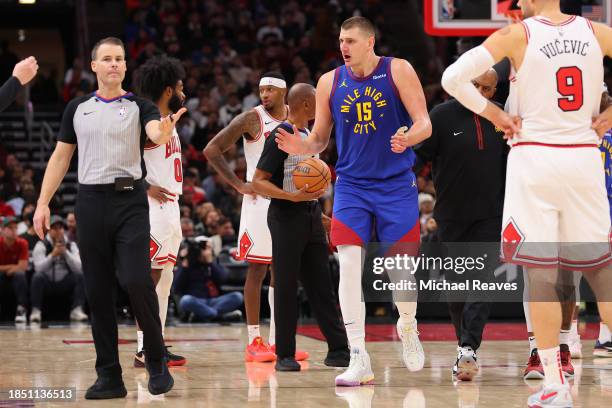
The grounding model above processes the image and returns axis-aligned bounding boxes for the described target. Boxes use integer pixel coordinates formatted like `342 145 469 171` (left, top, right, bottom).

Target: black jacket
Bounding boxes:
0 76 22 112
415 99 509 223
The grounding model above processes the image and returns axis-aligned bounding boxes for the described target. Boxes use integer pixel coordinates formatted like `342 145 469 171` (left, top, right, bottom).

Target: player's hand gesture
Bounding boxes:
276 125 306 154
491 109 521 140
33 204 50 240
592 111 612 139
390 126 410 153
148 185 174 203
12 56 38 85
289 184 325 202
238 182 257 199
159 107 187 136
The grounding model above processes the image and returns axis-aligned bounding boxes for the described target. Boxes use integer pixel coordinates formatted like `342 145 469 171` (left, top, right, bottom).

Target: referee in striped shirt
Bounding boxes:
253 83 349 372
33 37 185 399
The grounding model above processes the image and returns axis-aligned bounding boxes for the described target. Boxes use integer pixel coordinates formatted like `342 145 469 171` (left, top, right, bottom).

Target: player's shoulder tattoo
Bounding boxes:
222 109 261 142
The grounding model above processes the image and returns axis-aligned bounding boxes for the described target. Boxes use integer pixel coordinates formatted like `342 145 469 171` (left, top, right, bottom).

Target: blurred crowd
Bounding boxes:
22 1 612 321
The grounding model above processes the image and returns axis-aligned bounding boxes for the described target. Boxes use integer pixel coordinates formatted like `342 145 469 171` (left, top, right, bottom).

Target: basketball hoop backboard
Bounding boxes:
425 0 612 37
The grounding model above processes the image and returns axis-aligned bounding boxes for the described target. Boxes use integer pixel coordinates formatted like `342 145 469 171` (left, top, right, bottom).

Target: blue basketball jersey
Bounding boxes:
329 56 414 183
600 130 612 217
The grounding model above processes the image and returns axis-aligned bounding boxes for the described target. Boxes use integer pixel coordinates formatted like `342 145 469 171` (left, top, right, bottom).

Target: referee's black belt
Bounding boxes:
78 178 145 192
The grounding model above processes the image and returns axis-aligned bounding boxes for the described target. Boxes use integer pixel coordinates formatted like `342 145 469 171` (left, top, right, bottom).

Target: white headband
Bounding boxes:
259 77 286 88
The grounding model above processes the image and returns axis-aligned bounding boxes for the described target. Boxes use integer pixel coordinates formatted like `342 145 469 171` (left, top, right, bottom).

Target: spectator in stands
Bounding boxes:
174 237 243 322
219 93 243 127
419 193 435 231
257 15 284 43
62 57 95 103
30 215 87 323
18 207 38 250
0 191 16 216
422 218 439 243
180 217 195 239
0 216 29 323
66 212 78 243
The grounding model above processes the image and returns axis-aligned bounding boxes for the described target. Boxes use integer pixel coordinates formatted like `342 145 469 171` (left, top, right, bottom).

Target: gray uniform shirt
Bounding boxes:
58 92 160 184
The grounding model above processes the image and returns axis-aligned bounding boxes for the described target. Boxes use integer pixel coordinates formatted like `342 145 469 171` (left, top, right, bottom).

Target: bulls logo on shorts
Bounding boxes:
150 237 161 260
502 219 525 262
239 231 254 259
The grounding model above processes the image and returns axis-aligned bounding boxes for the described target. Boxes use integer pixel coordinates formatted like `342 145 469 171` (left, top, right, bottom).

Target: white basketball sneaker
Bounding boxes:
335 348 375 387
397 319 425 371
452 346 479 381
569 334 582 359
527 383 572 407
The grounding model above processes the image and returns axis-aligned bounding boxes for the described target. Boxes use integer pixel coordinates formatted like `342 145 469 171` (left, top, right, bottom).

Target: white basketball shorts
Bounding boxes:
237 194 272 264
502 142 612 271
149 196 182 268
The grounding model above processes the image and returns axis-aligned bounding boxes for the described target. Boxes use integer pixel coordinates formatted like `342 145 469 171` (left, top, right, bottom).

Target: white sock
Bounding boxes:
268 287 276 346
539 346 565 386
570 320 578 337
528 336 537 354
156 262 174 339
248 325 261 343
137 330 144 352
338 245 367 352
559 329 570 346
599 323 612 343
396 302 417 327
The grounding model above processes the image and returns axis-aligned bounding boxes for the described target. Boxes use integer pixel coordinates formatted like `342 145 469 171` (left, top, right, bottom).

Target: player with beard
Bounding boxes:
134 55 187 367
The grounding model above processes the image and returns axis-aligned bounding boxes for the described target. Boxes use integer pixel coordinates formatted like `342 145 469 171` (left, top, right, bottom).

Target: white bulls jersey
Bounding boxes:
144 128 183 195
236 105 285 263
244 105 286 181
510 15 603 145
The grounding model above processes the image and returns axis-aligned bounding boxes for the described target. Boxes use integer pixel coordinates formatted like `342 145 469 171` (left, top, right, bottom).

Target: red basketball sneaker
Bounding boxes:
245 337 276 363
270 344 309 361
560 348 574 377
524 349 545 380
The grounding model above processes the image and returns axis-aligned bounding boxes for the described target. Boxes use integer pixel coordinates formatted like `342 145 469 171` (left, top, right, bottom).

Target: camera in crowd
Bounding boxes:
180 236 213 267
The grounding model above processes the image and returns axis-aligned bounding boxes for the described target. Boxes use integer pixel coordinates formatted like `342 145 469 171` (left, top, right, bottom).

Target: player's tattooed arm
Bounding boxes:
203 110 261 196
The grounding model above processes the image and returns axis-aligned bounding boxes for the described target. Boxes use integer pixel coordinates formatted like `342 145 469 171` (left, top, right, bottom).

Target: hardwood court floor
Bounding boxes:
0 323 611 407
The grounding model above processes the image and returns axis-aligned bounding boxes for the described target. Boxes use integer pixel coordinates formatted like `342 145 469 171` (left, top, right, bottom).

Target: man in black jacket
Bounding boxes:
0 56 38 111
415 68 508 381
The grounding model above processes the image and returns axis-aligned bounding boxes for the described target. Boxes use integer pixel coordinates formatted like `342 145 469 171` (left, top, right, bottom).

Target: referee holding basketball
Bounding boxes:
253 83 349 372
33 37 185 399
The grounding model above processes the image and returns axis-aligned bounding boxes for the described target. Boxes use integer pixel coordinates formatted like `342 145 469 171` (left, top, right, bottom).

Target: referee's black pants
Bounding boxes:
76 180 164 379
268 200 348 360
438 217 501 351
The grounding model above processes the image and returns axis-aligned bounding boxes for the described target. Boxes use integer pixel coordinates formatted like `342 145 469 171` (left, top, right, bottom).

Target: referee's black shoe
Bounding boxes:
324 347 351 367
275 357 301 371
85 377 127 400
146 357 174 395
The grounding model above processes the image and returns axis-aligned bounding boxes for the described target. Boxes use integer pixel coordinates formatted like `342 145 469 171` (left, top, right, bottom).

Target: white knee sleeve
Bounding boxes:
338 245 367 351
156 262 174 335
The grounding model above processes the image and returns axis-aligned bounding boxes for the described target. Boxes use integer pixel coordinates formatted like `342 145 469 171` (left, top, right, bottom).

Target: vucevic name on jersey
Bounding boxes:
510 16 603 145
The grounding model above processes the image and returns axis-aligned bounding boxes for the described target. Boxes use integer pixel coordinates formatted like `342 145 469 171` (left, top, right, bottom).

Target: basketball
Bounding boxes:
293 157 331 193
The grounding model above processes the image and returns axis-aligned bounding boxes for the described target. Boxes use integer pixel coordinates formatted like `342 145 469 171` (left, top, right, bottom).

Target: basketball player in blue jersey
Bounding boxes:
276 16 432 386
